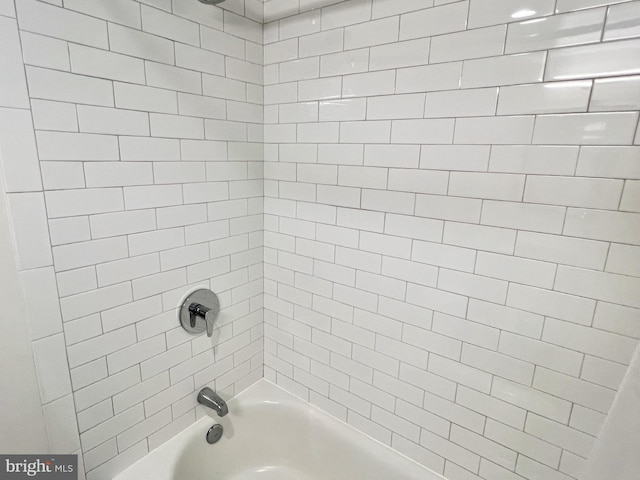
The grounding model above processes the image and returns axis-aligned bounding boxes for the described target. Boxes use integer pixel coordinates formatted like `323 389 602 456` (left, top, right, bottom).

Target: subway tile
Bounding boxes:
223 11 261 44
406 283 468 320
542 317 637 365
81 404 144 452
533 367 615 414
43 395 81 453
132 268 187 300
545 38 640 81
492 377 572 423
516 456 574 480
401 2 468 40
372 0 433 19
524 175 623 209
201 26 245 59
20 267 63 340
456 386 526 430
507 283 596 326
146 62 202 95
342 70 396 98
108 23 174 64
340 121 392 144
506 8 605 54
142 4 199 46
27 66 114 107
64 0 141 29
476 251 556 288
515 232 608 270
527 413 594 459
281 10 321 40
419 429 480 472
67 325 136 369
37 131 119 161
564 208 640 244
438 268 508 305
469 0 555 28
590 76 640 112
577 145 640 179
485 419 561 468
396 62 462 94
45 188 124 219
606 243 640 277
114 82 177 114
280 57 320 82
467 299 543 339
556 0 633 13
555 265 640 309
181 93 227 120
443 223 515 255
345 16 399 49
489 145 578 175
16 0 108 48
369 38 430 71
300 29 344 58
481 200 566 234
581 355 627 390
31 99 78 132
454 116 535 144
176 43 225 76
320 49 368 77
416 194 482 224
498 332 583 377
430 26 506 63
429 354 492 394
6 193 52 270
603 1 640 41
498 81 592 115
78 106 149 136
107 335 166 375
450 424 517 471
97 254 160 288
462 52 546 89
391 119 455 144
368 94 425 120
425 88 498 118
32 334 72 403
49 217 91 248
421 145 490 172
20 31 70 72
102 296 163 333
449 172 524 201
321 0 371 30
84 162 153 188
70 44 145 84
570 405 605 437
533 112 639 145
0 108 41 192
0 17 30 108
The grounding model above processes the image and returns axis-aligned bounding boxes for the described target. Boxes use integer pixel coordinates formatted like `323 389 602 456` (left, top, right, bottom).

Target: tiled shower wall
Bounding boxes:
0 0 264 478
262 1 640 480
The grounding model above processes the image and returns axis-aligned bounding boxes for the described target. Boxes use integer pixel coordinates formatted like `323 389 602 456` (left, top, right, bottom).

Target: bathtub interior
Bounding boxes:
115 379 444 480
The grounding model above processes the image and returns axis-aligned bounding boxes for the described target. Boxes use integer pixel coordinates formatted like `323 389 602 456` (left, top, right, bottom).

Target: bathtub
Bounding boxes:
113 379 444 480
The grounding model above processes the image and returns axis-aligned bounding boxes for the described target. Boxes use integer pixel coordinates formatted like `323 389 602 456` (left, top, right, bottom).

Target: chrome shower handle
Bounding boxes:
188 303 216 337
180 289 220 338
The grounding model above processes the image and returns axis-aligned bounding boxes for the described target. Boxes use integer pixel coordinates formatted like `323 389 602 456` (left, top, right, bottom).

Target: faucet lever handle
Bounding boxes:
205 309 215 337
188 302 219 337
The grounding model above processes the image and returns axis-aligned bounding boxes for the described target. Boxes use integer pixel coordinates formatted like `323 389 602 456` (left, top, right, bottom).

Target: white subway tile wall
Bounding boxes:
1 0 640 479
0 1 264 479
262 2 640 480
